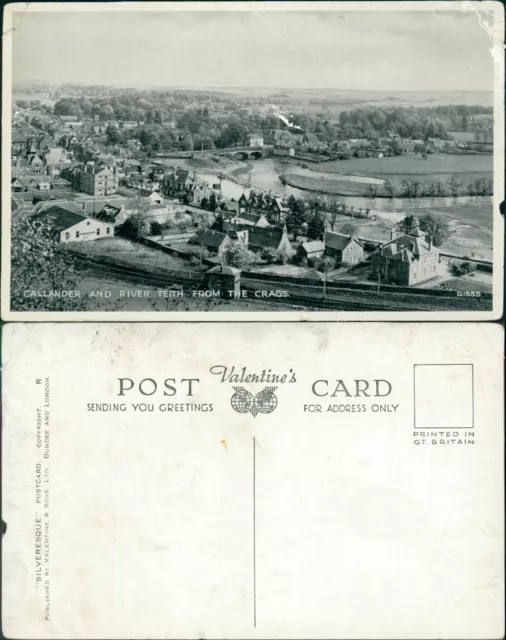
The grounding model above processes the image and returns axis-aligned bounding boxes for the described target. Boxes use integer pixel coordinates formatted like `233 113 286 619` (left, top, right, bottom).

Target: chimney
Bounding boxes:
428 236 432 250
390 228 396 241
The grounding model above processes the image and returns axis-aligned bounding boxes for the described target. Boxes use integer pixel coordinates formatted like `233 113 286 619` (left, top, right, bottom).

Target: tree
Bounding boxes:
261 247 278 264
435 181 448 197
339 222 358 236
319 255 335 272
419 213 452 248
223 242 259 269
324 194 344 231
209 193 217 211
10 217 87 311
117 196 151 239
106 124 123 146
100 104 115 120
54 99 82 118
397 214 416 235
285 196 307 241
307 213 325 241
383 179 396 198
304 193 324 215
276 246 290 265
447 174 461 198
365 184 378 198
182 134 194 151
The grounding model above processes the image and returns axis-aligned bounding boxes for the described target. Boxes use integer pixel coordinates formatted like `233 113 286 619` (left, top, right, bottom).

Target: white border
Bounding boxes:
2 1 504 321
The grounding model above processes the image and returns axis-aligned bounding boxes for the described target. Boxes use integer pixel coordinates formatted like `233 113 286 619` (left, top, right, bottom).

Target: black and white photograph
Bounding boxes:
2 1 503 319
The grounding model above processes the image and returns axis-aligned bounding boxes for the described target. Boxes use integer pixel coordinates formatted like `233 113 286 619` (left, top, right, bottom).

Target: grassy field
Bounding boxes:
316 153 493 177
283 173 368 196
67 237 191 270
283 153 493 198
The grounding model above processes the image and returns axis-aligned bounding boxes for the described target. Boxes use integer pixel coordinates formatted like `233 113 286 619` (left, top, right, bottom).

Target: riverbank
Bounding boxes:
160 155 493 259
282 172 375 196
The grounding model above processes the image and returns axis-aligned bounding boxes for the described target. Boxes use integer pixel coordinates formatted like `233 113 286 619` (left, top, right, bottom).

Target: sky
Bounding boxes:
10 7 495 91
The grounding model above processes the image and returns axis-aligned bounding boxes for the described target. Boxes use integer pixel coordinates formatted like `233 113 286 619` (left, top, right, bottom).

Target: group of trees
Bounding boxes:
221 242 290 269
379 175 493 199
115 195 214 240
10 217 88 311
284 193 370 241
49 90 493 161
52 92 277 156
337 105 492 141
396 213 452 248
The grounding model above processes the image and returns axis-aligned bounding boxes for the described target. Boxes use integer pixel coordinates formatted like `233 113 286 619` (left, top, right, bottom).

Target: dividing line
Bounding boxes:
253 436 256 628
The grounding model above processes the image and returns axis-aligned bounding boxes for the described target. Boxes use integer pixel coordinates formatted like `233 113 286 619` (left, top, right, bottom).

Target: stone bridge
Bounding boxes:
215 146 267 160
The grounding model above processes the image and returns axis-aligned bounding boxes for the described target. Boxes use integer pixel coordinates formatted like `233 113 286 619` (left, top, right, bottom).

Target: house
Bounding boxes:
249 133 264 148
205 265 241 298
399 139 415 154
139 190 164 205
12 134 28 155
79 163 118 196
31 204 114 244
273 129 294 148
192 181 219 207
94 203 129 227
237 193 249 213
427 137 445 151
122 159 143 177
59 115 78 123
193 229 232 256
296 240 325 265
12 156 31 177
324 232 364 266
370 223 440 286
235 212 270 228
223 213 270 234
269 196 289 224
127 139 142 152
75 196 133 216
13 176 39 191
28 155 44 175
11 175 25 191
247 225 292 255
162 168 196 197
36 177 52 191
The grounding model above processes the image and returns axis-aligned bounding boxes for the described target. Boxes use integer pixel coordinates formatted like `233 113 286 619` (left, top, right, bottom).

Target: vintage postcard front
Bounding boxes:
1 1 504 321
2 322 504 639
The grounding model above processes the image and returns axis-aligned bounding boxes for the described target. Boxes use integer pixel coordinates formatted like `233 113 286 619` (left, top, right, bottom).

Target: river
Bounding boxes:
161 157 492 226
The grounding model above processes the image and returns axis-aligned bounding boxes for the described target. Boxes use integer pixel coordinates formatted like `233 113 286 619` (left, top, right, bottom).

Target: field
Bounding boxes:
283 173 368 196
315 153 493 178
283 153 493 199
66 237 191 270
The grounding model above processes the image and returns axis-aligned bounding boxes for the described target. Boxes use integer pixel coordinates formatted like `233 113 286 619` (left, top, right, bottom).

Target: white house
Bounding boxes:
31 205 114 244
249 133 264 148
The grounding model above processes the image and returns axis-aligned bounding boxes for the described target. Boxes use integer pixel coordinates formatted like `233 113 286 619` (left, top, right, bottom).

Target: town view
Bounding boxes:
7 8 496 312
